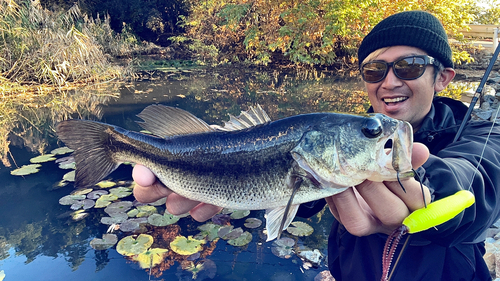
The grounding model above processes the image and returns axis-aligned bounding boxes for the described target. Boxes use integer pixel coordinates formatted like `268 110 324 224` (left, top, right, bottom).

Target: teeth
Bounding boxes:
383 97 407 103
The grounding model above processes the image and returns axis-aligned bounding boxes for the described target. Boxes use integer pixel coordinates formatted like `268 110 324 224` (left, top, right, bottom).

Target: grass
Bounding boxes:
0 0 145 167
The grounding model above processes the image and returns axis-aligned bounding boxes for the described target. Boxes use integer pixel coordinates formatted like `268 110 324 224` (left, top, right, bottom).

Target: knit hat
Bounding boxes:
358 11 453 68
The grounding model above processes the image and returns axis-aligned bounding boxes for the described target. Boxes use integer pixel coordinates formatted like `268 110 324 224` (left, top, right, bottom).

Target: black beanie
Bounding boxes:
358 11 453 68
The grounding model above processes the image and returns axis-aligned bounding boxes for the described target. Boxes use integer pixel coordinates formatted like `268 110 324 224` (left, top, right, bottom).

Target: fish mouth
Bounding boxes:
389 120 413 177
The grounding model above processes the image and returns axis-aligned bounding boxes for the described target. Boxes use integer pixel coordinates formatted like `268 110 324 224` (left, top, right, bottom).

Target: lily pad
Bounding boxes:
95 194 119 208
71 188 93 196
119 220 141 232
212 214 230 225
109 187 133 198
59 194 87 205
244 218 262 229
30 154 56 163
148 213 180 226
101 213 128 225
271 237 296 258
196 223 221 241
51 147 74 155
227 231 252 246
132 248 169 269
230 210 250 220
56 156 75 169
70 199 95 210
217 225 234 239
116 234 154 256
87 190 109 199
104 201 133 215
96 180 116 188
135 205 157 217
147 197 167 206
63 170 75 182
0 270 4 281
10 164 42 176
127 208 139 217
90 234 118 250
286 221 314 237
170 236 205 255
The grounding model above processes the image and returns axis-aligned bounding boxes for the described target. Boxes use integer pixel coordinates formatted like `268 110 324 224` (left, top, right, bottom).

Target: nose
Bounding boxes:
380 67 404 89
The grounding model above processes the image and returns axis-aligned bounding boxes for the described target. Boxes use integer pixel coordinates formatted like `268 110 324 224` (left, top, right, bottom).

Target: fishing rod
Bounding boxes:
453 41 500 142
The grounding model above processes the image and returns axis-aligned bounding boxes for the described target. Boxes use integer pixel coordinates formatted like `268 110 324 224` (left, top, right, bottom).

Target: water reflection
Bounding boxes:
1 67 366 280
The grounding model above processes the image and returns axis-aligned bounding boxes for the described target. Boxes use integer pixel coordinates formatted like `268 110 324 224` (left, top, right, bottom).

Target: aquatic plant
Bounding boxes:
131 248 169 269
170 236 205 255
90 234 118 250
10 164 41 175
287 221 314 237
116 234 154 256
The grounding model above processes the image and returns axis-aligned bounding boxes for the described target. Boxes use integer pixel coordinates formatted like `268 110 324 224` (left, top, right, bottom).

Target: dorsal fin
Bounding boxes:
222 104 271 131
136 105 215 137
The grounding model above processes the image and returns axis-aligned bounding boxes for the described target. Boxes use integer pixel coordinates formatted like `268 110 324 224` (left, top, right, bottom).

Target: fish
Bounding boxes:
56 104 414 241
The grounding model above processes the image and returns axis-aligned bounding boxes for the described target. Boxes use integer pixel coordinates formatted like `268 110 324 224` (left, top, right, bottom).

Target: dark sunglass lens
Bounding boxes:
394 57 426 79
362 62 387 82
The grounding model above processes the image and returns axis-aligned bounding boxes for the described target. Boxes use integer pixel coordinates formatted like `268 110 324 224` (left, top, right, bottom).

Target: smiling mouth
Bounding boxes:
383 97 408 105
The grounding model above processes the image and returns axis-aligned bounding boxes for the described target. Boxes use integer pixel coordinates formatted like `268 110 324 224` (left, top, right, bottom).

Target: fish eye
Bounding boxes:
362 118 383 138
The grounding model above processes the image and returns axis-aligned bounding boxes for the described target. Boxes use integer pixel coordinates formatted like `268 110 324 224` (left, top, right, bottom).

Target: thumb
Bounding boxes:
412 142 430 169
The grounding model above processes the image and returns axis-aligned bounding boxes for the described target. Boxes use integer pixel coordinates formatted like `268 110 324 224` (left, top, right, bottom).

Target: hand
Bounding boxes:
132 164 222 222
325 142 432 236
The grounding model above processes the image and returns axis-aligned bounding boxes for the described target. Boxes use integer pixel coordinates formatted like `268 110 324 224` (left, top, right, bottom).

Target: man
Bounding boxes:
133 11 500 280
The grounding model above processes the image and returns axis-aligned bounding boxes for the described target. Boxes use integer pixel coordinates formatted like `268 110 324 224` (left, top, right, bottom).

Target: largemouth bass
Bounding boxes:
56 104 414 241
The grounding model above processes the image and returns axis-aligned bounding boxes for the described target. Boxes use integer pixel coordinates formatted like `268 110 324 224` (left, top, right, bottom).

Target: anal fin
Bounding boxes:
265 204 300 242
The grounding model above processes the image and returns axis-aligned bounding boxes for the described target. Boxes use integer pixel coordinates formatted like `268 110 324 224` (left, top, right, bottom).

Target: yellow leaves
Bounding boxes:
131 248 169 269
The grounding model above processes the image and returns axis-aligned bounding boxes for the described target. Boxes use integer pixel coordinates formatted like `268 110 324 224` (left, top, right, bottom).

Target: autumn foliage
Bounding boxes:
174 0 476 66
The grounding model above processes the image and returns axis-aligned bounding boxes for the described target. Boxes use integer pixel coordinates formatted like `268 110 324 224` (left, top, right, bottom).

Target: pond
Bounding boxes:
0 67 368 281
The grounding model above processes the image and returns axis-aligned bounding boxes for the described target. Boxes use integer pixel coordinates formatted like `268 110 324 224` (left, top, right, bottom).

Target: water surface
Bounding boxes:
0 67 366 281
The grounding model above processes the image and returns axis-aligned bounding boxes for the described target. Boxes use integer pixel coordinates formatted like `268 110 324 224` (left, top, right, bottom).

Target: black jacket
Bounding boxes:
298 97 500 280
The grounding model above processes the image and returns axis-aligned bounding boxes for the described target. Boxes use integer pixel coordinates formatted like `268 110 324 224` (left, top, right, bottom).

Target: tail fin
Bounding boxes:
56 119 120 188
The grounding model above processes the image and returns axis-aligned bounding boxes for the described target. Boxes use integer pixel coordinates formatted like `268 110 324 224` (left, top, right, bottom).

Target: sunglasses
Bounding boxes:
361 55 440 83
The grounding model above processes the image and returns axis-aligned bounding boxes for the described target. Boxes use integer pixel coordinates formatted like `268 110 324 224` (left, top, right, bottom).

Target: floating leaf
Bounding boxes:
135 205 157 217
109 187 133 198
182 260 217 280
70 199 95 210
105 201 133 215
147 197 167 206
116 234 154 256
170 236 205 255
271 237 296 258
244 218 262 229
0 270 4 281
10 164 41 176
95 194 119 208
127 208 139 217
227 231 252 246
148 213 180 226
71 188 93 196
287 221 313 237
87 190 109 199
96 180 116 188
132 248 169 269
63 170 75 182
197 223 221 241
217 225 234 239
90 234 118 250
101 213 128 225
120 220 141 232
56 156 75 169
212 214 230 225
221 227 244 240
230 210 250 220
30 154 56 163
51 147 74 155
59 194 86 205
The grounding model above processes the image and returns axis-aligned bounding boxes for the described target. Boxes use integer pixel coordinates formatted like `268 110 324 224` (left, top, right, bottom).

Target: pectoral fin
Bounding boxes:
265 204 300 242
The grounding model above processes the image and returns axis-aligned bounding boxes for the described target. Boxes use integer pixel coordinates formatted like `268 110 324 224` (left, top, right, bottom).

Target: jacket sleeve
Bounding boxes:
417 122 500 246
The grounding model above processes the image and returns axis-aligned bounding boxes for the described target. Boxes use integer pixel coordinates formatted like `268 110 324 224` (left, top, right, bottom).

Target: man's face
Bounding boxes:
364 46 438 131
